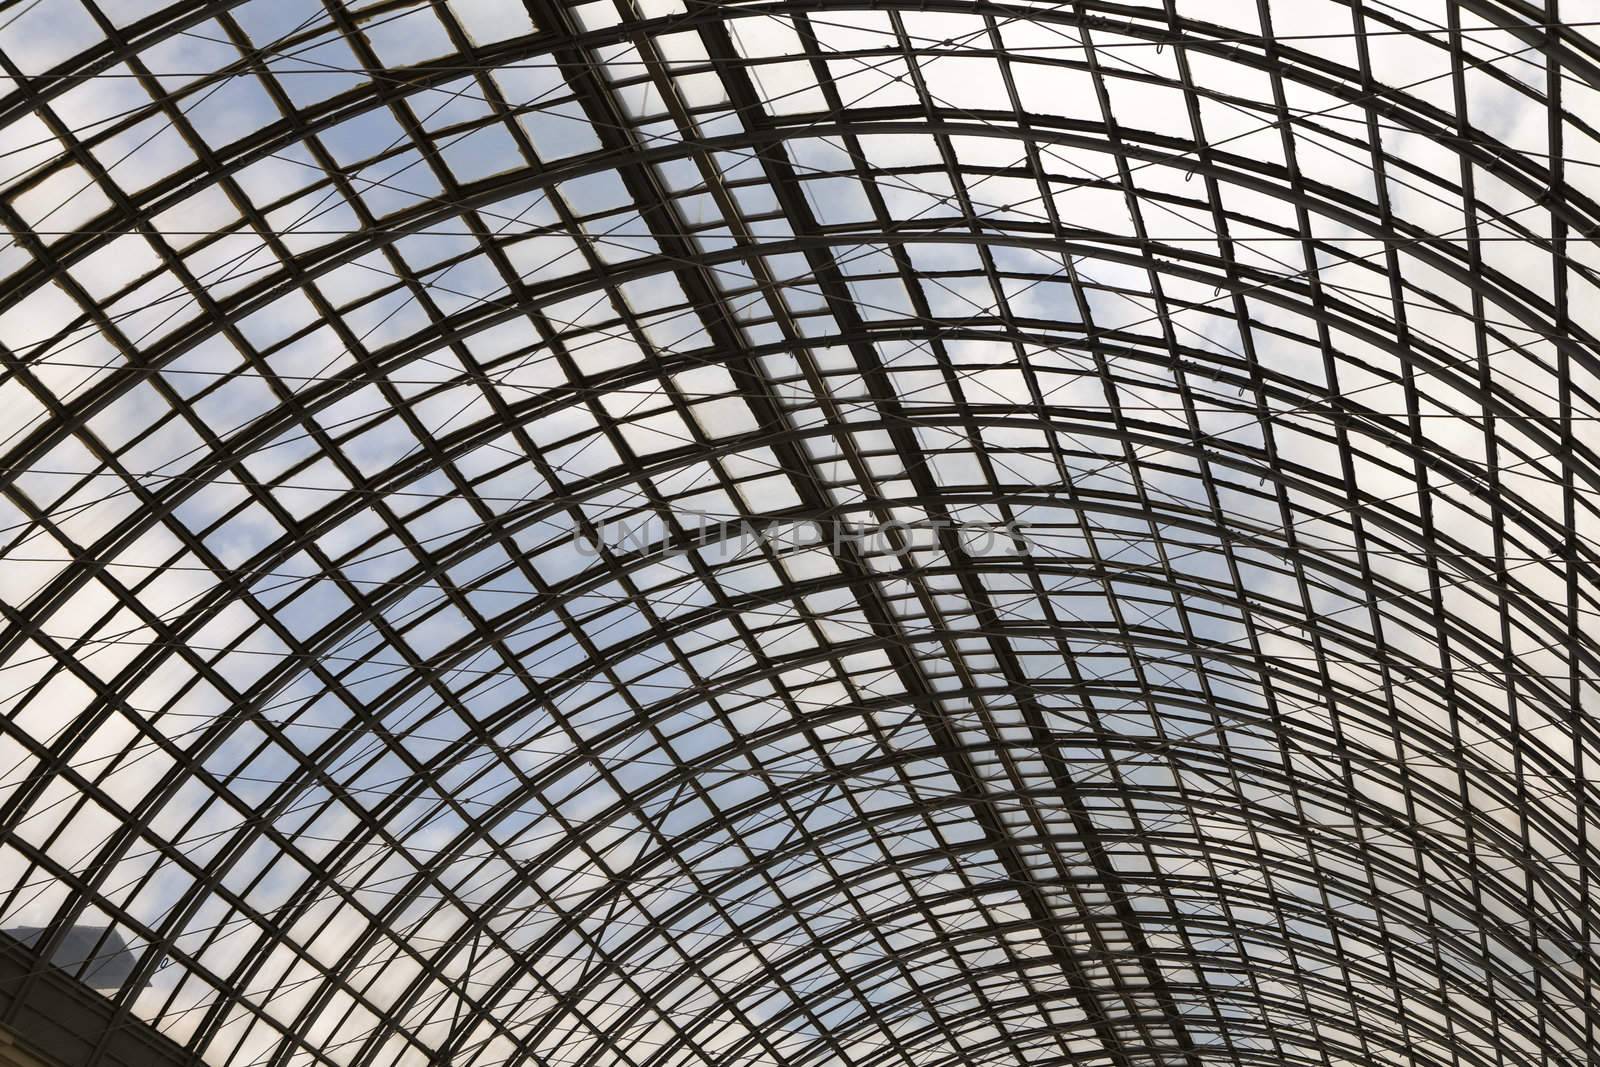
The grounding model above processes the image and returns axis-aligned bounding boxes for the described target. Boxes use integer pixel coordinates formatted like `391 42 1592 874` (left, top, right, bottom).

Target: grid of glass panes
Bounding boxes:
0 2 1595 1067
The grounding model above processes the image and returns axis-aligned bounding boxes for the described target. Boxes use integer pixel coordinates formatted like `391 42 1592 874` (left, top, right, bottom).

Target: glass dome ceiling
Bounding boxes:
0 1 1596 1066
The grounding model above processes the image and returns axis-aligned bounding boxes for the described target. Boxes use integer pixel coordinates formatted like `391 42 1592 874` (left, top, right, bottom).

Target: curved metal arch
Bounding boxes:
442 770 1575 1052
321 652 1574 979
9 375 1587 1049
651 940 1523 1067
112 617 1600 1043
3 275 1587 687
241 546 1565 824
3 355 1587 806
1 0 1589 250
9 415 1587 1049
0 4 1597 1067
18 454 1580 966
87 404 1587 771
5 248 1590 705
103 617 1574 1067
6 72 1598 470
9 295 1574 642
14 329 1591 715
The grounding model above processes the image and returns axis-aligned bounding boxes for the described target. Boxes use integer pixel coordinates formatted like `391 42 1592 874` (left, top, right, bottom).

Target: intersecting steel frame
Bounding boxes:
0 2 1596 1067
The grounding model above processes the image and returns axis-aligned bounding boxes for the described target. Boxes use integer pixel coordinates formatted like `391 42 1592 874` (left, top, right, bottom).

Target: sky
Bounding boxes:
0 3 1595 1067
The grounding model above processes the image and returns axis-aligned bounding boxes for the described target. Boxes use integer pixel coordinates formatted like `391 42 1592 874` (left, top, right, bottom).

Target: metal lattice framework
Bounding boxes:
0 1 1597 1066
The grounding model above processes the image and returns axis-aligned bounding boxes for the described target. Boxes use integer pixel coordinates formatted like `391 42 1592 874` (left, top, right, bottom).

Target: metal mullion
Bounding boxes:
608 653 1002 1067
764 18 1100 1067
1099 16 1311 1056
0 600 453 1067
1041 10 1256 1061
206 0 548 761
1042 16 1238 923
104 27 636 1067
1147 5 1378 1061
323 545 698 1067
1489 5 1600 1048
1013 14 1286 1061
366 643 1548 1062
1241 11 1465 1067
1441 5 1560 1063
518 12 979 1062
979 18 1123 544
738 13 1156 1064
0 35 353 737
1539 1 1600 1058
31 550 548 1067
1446 8 1561 1061
649 6 1126 1049
1254 7 1521 1066
84 607 1523 1062
0 0 255 155
891 183 1184 1067
1343 1 1491 1058
391 14 925 1062
544 10 1030 1067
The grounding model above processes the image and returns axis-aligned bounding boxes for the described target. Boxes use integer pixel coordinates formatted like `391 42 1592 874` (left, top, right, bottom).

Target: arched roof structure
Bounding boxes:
0 2 1596 1066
